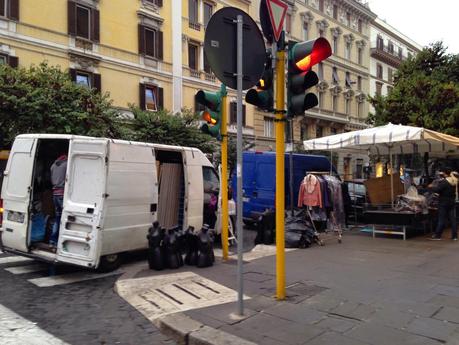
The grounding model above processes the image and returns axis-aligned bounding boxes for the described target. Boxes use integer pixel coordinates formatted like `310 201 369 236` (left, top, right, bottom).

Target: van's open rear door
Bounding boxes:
0 138 37 252
57 139 108 268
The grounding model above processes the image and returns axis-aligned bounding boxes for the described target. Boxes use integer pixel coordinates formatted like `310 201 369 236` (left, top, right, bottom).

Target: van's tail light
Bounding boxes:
0 199 3 227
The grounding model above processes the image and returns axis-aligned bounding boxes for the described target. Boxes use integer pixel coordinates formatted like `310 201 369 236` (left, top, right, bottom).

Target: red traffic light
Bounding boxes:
292 38 332 72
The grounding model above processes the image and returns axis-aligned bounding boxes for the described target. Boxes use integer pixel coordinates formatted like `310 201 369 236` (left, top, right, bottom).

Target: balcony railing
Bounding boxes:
189 21 201 31
371 43 405 68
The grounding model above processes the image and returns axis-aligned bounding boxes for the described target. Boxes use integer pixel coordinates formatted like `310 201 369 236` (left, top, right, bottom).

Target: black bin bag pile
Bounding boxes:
147 221 215 270
255 209 321 248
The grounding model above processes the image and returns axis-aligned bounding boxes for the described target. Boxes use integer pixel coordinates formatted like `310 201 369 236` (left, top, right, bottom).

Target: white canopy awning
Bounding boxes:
303 123 459 156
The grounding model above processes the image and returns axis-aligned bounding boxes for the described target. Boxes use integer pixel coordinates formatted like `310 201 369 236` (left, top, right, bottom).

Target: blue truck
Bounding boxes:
231 151 334 223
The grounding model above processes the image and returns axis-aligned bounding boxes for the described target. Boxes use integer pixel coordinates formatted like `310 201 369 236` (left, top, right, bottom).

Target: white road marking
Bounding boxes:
0 256 34 265
116 271 250 321
4 264 49 275
27 270 123 287
214 244 296 262
0 303 70 345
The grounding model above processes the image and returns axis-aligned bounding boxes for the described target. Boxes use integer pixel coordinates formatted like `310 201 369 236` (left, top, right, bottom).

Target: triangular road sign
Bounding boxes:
266 0 288 42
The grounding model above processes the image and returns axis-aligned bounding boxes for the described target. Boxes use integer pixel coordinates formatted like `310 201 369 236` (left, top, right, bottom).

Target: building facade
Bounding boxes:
369 17 422 113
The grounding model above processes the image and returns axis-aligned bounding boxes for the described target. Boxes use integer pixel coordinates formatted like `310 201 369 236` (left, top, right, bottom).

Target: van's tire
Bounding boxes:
97 254 122 272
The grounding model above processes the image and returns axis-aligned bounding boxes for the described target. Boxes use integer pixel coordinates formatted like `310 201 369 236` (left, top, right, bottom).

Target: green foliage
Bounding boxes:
368 42 459 136
0 62 123 146
125 107 217 154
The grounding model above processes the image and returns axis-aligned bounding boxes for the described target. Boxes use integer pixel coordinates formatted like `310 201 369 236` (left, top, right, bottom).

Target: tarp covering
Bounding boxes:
303 123 459 156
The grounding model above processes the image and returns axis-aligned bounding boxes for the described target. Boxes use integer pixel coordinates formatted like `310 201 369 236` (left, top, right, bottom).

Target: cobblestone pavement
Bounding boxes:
0 252 176 345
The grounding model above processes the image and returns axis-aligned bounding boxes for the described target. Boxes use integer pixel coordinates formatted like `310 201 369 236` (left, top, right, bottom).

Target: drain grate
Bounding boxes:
118 271 250 320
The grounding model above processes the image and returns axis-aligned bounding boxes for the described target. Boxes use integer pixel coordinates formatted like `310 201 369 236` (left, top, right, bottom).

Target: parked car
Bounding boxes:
345 179 367 222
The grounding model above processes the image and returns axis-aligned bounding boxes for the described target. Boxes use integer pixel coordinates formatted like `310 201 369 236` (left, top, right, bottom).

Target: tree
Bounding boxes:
125 107 217 154
0 62 123 147
368 42 459 136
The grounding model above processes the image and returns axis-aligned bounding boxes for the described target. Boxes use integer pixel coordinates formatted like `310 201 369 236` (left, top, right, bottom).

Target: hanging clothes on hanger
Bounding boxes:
298 174 323 208
323 175 346 230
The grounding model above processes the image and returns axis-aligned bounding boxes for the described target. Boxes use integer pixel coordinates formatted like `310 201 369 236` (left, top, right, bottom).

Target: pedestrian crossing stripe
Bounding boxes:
0 256 34 265
4 263 48 275
27 270 123 287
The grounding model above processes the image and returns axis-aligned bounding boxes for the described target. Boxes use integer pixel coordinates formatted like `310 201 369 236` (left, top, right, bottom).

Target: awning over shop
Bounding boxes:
303 123 459 156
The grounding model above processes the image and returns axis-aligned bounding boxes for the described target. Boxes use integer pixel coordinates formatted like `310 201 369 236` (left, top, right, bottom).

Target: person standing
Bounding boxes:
429 167 457 240
49 153 68 247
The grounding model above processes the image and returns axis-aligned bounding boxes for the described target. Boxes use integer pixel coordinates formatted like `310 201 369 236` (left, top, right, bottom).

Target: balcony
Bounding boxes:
371 44 405 68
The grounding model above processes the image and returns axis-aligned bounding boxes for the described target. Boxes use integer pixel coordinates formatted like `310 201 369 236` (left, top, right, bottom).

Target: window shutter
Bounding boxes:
138 25 145 55
8 0 19 21
8 56 18 68
69 68 77 82
93 73 101 93
68 1 76 36
92 9 100 42
230 102 236 124
139 84 146 110
156 0 163 7
157 87 164 110
157 31 163 60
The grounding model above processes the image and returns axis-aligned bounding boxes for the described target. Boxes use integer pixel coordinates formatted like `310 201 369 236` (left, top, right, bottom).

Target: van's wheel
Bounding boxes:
97 254 122 272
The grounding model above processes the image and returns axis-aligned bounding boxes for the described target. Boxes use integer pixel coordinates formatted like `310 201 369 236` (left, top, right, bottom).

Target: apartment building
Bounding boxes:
369 17 422 113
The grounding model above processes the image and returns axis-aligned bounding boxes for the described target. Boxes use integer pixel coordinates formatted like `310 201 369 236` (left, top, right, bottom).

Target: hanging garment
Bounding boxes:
317 176 331 209
324 176 346 230
298 174 323 208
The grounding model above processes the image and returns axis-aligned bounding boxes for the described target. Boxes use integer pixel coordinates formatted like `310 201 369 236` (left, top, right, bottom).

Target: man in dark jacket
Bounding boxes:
49 154 67 247
429 167 457 240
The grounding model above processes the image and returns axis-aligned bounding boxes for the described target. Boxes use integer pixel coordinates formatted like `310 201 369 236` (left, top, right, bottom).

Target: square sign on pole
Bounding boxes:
266 0 288 42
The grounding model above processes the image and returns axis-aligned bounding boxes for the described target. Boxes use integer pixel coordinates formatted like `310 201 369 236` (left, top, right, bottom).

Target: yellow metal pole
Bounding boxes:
221 94 229 260
275 49 286 300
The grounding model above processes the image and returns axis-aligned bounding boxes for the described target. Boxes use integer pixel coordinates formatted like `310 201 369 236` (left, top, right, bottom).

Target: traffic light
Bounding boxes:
195 84 227 140
287 38 331 118
245 50 273 111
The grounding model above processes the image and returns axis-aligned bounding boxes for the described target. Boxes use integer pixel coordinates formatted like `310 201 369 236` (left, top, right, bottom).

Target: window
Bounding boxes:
408 51 413 59
285 13 291 34
264 117 274 138
333 37 338 54
388 41 394 54
70 69 101 92
331 127 337 135
230 102 246 126
139 25 163 60
375 81 382 96
398 47 403 59
319 0 324 12
357 47 363 65
332 95 338 112
387 86 393 94
377 35 384 50
358 19 362 33
204 2 213 28
302 22 308 40
318 62 324 80
319 29 324 38
332 67 339 84
189 0 199 28
357 76 362 90
316 126 323 138
376 64 383 79
0 0 19 20
346 12 351 26
188 43 198 70
388 68 393 83
145 0 163 5
301 125 309 140
345 72 352 88
0 54 16 67
345 42 351 59
0 54 6 64
333 5 338 19
357 101 363 118
140 84 164 111
318 92 324 108
345 98 350 114
68 2 99 42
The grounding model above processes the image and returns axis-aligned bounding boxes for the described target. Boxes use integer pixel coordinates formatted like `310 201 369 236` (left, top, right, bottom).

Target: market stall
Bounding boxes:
303 123 459 239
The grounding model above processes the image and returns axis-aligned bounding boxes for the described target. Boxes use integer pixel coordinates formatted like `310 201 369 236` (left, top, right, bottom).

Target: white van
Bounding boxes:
0 134 231 271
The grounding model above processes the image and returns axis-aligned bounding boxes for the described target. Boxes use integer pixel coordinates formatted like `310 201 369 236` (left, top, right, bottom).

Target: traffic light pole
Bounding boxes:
221 91 229 261
275 40 286 301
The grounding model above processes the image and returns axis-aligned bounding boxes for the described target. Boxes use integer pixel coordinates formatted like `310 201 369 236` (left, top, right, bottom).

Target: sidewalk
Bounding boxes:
115 231 459 345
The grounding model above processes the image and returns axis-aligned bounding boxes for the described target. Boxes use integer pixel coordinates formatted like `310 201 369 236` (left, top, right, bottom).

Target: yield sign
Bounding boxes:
266 0 288 42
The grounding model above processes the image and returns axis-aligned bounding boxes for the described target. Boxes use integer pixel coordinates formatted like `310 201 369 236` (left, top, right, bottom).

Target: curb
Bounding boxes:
114 264 257 345
156 313 257 345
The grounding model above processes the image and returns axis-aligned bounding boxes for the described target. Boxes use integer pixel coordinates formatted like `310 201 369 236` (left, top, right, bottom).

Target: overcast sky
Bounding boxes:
366 0 459 54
